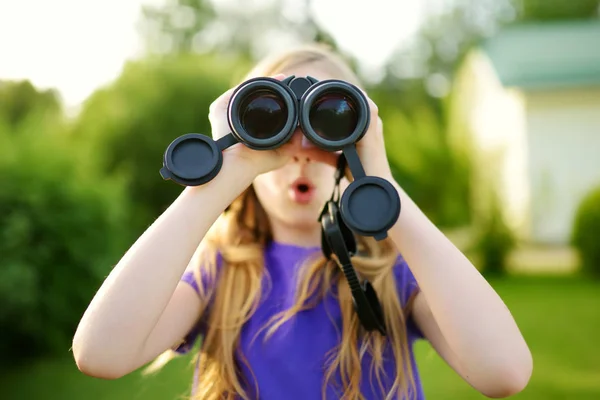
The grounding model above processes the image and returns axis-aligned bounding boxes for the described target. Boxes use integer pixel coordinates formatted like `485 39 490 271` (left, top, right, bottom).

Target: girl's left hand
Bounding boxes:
353 96 394 181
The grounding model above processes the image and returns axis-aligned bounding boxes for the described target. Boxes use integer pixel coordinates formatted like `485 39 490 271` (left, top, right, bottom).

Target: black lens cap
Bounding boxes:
339 177 400 240
160 133 222 186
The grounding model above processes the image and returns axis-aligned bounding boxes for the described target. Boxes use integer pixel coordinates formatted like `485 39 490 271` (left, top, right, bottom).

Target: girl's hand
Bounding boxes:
353 96 394 181
209 74 336 177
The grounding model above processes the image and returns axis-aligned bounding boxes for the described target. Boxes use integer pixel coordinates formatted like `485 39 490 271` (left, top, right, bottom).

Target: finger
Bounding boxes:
367 97 378 115
354 87 379 122
209 87 236 115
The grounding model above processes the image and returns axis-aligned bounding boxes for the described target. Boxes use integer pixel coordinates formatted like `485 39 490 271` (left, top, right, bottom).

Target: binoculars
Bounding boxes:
160 75 400 241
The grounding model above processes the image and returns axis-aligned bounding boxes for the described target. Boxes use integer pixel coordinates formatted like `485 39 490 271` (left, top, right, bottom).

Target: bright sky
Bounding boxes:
0 0 426 109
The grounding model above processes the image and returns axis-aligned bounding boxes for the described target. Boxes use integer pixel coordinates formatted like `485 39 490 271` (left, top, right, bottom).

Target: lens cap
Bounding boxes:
160 133 222 186
340 177 401 240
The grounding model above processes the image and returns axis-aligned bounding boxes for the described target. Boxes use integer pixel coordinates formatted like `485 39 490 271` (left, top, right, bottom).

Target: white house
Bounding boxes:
453 20 600 245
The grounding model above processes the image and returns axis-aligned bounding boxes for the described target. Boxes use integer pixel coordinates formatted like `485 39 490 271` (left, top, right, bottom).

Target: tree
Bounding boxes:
139 0 338 60
383 0 516 98
140 0 217 55
0 112 132 364
0 80 62 129
70 53 246 231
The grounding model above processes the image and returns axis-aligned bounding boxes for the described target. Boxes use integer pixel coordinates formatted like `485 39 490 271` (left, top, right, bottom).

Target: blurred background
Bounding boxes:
1 0 599 399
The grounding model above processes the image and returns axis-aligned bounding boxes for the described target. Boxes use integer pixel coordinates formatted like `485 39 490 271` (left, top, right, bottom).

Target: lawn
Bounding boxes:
2 275 599 399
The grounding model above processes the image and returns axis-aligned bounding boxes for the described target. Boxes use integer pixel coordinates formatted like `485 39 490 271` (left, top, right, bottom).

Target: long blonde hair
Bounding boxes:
149 43 418 400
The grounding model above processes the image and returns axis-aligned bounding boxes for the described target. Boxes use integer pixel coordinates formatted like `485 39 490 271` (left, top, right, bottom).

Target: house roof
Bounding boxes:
481 20 600 90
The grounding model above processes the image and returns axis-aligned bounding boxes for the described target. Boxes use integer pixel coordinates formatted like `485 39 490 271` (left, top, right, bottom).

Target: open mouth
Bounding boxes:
297 183 310 193
290 178 315 204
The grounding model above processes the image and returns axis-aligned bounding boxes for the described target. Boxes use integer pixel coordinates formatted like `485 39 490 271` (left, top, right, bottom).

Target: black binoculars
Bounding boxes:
160 75 400 240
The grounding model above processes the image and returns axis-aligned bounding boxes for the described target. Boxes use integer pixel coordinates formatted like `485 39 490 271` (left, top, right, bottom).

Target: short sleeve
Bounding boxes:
393 254 424 340
180 269 201 293
173 252 223 354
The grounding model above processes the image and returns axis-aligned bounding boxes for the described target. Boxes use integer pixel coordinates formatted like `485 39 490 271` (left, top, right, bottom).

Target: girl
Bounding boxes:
72 44 532 400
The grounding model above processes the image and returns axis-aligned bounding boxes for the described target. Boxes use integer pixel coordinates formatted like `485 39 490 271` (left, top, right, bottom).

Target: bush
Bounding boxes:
572 185 600 278
0 80 62 130
70 53 250 231
472 192 516 276
372 92 472 228
0 116 134 364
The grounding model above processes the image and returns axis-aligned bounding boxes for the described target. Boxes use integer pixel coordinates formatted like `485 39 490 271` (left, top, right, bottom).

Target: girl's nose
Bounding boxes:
301 135 317 150
293 155 311 163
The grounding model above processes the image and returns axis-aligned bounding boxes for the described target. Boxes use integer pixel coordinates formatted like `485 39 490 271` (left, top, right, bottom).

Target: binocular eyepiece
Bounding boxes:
228 75 370 151
160 75 400 240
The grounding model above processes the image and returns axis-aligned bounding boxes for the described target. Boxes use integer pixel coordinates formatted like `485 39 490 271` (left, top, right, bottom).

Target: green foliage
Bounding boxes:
516 0 600 21
572 185 600 278
371 87 472 228
71 53 248 230
0 80 62 129
141 0 217 55
0 114 133 364
382 0 516 93
140 0 338 59
472 194 516 276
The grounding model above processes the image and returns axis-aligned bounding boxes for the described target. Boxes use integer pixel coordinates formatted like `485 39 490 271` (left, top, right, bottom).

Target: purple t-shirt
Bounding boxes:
175 241 425 399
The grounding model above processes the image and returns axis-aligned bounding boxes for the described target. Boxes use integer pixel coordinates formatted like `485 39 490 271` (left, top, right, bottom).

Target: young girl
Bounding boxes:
72 44 532 400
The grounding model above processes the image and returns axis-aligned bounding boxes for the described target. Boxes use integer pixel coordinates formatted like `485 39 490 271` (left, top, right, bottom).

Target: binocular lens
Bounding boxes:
309 93 358 142
240 89 288 140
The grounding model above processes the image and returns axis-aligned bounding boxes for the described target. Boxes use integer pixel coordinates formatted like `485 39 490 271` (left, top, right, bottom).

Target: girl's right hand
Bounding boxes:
208 74 337 177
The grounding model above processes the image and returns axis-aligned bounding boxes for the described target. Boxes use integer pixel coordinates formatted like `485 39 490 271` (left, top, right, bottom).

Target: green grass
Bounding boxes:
1 354 196 400
414 275 600 399
2 275 599 399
